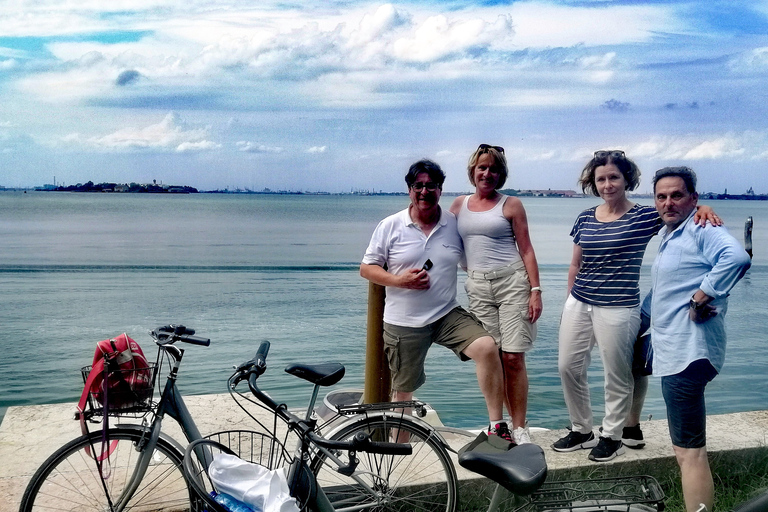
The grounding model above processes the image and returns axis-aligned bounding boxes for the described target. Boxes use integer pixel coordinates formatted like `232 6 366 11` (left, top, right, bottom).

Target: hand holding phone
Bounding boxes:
422 259 433 271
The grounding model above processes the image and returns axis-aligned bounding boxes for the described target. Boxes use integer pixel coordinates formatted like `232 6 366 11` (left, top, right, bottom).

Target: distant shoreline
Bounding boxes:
3 185 768 200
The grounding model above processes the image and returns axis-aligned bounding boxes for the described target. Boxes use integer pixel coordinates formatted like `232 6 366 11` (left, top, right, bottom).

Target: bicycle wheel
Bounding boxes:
19 427 189 512
311 414 458 512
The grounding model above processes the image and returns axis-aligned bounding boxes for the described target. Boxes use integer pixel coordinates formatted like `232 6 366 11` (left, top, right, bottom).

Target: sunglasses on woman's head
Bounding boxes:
478 144 505 154
594 150 625 159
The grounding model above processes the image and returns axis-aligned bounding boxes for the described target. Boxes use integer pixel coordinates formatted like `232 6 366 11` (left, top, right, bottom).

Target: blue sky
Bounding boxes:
2 0 768 193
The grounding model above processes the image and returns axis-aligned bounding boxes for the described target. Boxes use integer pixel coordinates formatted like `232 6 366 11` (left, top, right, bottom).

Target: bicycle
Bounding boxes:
184 340 462 511
19 324 212 512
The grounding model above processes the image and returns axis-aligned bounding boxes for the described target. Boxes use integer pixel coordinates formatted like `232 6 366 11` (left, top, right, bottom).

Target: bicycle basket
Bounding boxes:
184 430 292 512
529 475 665 512
80 363 158 417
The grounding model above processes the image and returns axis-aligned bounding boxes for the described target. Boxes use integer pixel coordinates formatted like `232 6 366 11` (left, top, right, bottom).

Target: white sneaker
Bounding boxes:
513 426 531 444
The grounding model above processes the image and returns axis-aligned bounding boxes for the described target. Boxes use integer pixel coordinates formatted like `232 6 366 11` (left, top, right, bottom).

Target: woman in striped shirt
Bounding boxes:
552 150 718 462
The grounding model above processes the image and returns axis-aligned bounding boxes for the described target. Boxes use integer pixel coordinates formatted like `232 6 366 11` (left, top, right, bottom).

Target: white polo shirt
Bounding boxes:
362 207 463 327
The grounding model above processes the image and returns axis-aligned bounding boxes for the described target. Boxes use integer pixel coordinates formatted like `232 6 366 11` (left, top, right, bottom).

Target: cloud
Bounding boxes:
0 46 28 59
6 3 684 113
392 13 514 63
729 46 768 73
631 132 764 161
66 112 219 152
347 4 410 47
307 145 327 153
602 99 630 112
237 141 284 153
176 140 219 152
115 69 141 86
505 2 681 48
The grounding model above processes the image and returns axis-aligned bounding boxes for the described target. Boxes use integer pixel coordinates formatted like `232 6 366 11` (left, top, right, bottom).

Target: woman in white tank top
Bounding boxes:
450 144 542 445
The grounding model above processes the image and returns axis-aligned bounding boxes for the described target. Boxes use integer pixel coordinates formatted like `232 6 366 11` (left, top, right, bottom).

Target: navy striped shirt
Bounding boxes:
570 204 661 307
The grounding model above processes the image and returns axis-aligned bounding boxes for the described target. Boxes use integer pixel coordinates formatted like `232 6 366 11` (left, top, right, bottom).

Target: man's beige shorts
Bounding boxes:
382 307 489 393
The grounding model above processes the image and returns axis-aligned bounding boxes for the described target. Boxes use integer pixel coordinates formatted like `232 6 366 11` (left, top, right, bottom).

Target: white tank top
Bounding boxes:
457 195 522 271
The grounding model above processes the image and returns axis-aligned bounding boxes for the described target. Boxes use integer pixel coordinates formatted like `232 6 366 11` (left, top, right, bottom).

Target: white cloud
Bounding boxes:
347 4 409 47
307 145 327 153
67 112 218 152
392 13 514 63
176 140 220 152
730 47 768 73
632 132 765 161
237 141 284 153
507 2 682 48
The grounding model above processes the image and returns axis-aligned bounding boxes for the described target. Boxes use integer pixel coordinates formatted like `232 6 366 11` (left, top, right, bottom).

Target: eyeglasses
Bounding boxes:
478 144 505 154
594 150 625 159
411 182 439 192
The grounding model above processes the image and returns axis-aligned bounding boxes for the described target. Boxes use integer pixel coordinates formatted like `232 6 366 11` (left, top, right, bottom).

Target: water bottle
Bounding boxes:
210 491 259 512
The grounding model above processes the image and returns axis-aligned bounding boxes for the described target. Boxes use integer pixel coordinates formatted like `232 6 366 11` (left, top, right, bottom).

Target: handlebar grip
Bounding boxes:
180 334 210 346
255 341 270 363
351 431 412 455
154 324 196 336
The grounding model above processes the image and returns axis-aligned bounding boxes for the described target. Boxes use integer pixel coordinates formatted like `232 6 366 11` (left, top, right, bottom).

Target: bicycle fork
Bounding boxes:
105 419 164 512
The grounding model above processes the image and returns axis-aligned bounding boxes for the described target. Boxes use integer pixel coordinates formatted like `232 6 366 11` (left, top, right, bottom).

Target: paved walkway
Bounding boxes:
2 394 768 510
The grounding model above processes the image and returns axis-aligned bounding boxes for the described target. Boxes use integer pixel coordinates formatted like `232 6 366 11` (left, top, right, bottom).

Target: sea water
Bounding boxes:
1 191 766 429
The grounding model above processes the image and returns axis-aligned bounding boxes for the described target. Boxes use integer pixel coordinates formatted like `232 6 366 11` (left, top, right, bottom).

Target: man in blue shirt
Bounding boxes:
651 167 751 512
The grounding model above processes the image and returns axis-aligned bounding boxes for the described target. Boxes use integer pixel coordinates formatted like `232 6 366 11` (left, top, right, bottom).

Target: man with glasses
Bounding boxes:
361 159 507 439
651 167 750 512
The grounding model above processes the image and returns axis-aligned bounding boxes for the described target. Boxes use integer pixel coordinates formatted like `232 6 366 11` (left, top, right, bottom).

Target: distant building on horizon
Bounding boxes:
501 188 580 198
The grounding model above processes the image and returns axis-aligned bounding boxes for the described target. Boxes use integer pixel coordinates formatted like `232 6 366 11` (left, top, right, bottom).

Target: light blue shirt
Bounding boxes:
650 210 751 377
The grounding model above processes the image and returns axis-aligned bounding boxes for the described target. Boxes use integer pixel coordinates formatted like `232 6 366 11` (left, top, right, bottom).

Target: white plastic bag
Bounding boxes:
209 453 300 512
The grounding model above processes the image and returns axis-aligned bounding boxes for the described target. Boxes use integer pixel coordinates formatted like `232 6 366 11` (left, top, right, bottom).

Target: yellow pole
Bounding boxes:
363 282 390 404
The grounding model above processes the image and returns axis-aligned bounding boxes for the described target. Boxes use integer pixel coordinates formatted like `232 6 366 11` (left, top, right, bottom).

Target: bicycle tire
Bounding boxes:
311 413 458 512
19 427 189 512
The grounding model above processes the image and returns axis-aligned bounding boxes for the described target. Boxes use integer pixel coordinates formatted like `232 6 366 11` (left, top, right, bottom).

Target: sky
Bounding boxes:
2 1 768 194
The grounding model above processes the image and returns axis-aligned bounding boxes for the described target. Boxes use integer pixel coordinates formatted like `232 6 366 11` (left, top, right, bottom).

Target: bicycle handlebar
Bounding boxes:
151 324 211 346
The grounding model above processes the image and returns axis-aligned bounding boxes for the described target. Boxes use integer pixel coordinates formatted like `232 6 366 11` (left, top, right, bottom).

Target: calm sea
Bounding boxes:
1 191 766 429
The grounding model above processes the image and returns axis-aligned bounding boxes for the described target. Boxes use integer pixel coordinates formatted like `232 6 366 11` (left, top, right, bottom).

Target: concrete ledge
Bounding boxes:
2 395 767 510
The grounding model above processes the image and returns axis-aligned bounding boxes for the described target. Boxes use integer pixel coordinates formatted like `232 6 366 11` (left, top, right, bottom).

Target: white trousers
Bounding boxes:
558 295 640 440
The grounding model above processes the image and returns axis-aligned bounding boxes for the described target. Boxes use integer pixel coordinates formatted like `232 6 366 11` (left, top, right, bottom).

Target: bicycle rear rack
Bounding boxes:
335 400 429 417
528 475 665 512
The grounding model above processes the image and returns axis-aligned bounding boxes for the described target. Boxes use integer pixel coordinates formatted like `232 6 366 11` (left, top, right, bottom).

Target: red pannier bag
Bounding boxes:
78 333 153 412
76 334 153 466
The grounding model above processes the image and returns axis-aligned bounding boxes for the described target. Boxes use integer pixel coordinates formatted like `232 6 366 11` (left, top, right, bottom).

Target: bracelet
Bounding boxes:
530 286 542 292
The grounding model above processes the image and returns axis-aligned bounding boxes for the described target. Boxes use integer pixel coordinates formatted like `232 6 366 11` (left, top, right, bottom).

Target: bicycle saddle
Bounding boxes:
458 433 548 496
285 362 345 386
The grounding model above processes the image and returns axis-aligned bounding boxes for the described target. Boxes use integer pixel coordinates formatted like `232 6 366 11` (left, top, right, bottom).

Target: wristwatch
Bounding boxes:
689 295 710 310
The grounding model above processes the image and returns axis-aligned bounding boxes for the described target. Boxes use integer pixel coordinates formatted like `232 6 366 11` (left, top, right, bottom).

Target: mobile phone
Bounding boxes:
422 259 433 271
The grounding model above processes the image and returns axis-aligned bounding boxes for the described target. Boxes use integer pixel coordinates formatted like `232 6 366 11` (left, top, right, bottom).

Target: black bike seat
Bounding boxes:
285 362 345 386
458 432 548 496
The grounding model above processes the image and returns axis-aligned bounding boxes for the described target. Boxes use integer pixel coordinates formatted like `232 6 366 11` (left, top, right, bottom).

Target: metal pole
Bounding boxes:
363 282 390 404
